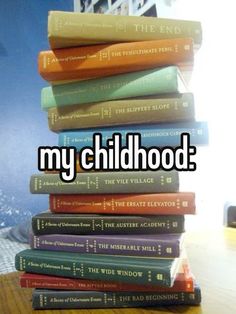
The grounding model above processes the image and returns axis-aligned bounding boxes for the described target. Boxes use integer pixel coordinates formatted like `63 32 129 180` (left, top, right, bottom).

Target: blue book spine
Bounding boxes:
59 121 208 151
32 287 201 309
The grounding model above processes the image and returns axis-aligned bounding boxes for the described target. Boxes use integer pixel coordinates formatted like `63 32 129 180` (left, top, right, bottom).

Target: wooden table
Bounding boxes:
0 227 236 314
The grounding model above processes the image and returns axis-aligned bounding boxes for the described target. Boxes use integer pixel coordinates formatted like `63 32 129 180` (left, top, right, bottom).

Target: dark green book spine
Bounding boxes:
31 214 185 235
32 288 201 309
30 171 179 194
15 250 176 286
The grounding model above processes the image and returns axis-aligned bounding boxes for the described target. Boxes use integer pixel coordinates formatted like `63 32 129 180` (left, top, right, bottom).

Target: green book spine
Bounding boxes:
15 249 179 286
31 213 185 235
48 11 202 49
30 171 179 194
41 66 181 110
48 93 195 132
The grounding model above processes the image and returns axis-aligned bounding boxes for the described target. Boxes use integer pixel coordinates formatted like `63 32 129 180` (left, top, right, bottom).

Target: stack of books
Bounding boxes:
15 11 208 310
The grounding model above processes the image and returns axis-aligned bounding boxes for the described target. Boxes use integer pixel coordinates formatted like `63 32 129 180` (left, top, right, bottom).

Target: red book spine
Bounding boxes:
49 192 195 215
20 271 194 292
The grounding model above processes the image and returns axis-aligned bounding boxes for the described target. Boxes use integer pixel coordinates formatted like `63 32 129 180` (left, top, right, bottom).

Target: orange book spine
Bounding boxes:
49 192 195 215
38 38 194 81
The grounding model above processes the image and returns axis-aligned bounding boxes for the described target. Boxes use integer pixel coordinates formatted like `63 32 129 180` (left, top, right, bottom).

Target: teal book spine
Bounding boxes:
41 66 181 110
15 249 179 287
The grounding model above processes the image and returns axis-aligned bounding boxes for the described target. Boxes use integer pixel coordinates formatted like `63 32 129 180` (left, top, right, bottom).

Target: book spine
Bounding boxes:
30 233 180 257
31 215 184 235
49 192 195 215
20 273 194 292
20 275 131 291
48 93 195 131
48 11 202 49
32 288 201 309
41 66 179 109
59 121 208 151
30 171 179 194
39 38 193 82
46 154 87 173
15 254 173 286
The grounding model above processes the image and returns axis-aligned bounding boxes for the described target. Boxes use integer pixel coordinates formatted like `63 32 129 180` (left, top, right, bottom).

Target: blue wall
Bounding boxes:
0 0 73 227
